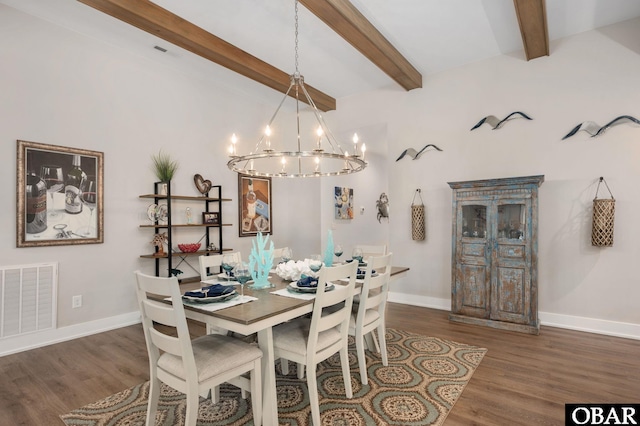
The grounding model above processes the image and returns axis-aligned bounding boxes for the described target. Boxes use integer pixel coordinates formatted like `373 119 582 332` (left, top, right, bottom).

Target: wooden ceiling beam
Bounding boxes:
513 0 549 60
300 0 422 91
77 0 336 111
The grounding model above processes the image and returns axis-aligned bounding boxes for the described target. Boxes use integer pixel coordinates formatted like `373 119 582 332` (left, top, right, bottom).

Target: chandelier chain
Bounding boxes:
294 0 299 75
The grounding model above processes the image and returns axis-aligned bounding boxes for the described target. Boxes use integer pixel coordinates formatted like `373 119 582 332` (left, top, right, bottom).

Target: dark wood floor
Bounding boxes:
1 303 639 425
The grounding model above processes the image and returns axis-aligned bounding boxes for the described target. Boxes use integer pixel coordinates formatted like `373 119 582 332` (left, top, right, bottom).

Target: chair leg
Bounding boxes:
251 361 262 426
355 332 368 385
185 388 200 426
280 358 289 375
306 364 321 426
146 377 161 426
211 386 220 403
378 324 388 366
340 345 353 398
297 363 305 379
372 330 381 353
364 332 377 352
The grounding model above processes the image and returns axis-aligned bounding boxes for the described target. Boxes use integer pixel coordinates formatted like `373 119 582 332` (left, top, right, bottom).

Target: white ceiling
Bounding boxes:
4 0 640 102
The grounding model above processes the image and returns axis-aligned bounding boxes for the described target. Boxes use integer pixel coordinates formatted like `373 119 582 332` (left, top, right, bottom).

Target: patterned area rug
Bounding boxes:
60 329 486 426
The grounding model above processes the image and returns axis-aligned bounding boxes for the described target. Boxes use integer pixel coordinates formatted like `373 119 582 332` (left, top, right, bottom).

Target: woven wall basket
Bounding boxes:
591 177 615 247
411 189 425 241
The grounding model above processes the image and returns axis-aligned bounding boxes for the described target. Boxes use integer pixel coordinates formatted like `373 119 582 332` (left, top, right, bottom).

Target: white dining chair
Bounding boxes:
198 253 223 280
348 253 393 385
199 252 242 280
272 261 358 426
198 254 232 336
351 245 386 307
272 247 284 259
354 244 387 259
134 271 263 426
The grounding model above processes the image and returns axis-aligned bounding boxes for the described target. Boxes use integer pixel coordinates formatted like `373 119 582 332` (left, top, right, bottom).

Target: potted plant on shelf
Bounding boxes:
151 150 178 195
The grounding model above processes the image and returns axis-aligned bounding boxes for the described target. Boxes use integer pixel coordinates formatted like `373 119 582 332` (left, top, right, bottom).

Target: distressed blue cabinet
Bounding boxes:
448 175 544 334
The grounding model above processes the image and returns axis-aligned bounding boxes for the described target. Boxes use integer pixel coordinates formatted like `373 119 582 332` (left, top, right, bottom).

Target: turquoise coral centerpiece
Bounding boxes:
249 232 275 289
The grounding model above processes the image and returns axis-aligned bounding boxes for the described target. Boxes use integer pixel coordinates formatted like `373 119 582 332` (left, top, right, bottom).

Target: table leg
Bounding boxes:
257 327 278 426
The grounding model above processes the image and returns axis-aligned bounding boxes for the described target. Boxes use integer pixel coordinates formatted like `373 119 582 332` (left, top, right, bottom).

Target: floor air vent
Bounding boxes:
1 262 57 339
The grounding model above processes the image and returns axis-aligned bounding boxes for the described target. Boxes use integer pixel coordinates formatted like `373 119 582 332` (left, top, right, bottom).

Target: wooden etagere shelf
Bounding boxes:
139 248 233 259
139 194 232 202
139 182 232 282
139 224 232 228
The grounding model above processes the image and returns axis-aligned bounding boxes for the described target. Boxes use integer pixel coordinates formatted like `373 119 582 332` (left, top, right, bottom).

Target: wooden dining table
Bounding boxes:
177 265 409 426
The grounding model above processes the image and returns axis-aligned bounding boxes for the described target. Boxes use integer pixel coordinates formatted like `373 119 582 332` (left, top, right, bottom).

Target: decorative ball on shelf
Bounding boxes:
178 243 201 253
194 174 212 196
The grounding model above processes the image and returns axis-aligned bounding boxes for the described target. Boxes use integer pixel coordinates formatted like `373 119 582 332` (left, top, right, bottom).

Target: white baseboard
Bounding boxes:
538 311 640 341
387 292 640 340
388 291 451 311
0 311 141 357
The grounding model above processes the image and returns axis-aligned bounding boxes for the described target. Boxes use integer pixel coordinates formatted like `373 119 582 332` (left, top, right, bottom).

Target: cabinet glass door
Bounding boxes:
497 204 525 240
462 205 487 238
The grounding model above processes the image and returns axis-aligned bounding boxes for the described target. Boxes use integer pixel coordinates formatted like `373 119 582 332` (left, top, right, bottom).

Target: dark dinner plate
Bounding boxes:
182 291 238 304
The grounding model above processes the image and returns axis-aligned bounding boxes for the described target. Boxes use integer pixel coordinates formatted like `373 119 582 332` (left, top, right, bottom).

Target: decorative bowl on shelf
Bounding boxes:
178 243 201 253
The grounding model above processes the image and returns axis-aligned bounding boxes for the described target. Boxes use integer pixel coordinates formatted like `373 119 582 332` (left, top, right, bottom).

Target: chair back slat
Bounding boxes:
149 327 183 356
356 244 387 259
142 298 179 327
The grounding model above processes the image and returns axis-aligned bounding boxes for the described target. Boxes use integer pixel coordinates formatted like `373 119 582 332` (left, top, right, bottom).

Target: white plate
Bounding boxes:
147 204 158 221
216 273 255 284
218 272 237 281
157 204 168 222
288 281 335 293
182 290 238 304
356 272 379 279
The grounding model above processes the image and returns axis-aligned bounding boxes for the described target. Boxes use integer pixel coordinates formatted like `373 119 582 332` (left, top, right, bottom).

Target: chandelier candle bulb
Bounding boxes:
361 143 366 161
265 126 272 152
316 126 323 150
230 133 237 156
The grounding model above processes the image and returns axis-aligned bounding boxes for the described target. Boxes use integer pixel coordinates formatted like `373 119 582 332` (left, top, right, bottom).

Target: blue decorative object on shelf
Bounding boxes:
324 230 334 267
249 232 275 289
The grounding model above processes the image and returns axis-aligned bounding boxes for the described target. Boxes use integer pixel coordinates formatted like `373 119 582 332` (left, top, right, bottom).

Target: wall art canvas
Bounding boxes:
334 186 354 219
238 174 272 237
17 140 104 247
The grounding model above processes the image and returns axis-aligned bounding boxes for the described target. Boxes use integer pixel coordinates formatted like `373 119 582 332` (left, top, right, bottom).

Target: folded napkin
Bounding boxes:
357 268 376 276
184 284 234 298
296 275 319 288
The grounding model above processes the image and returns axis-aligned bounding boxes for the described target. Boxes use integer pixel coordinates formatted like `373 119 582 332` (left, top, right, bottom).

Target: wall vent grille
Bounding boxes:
1 263 57 339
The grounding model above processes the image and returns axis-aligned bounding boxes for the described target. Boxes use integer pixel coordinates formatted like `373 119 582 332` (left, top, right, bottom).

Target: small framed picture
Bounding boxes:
202 212 219 225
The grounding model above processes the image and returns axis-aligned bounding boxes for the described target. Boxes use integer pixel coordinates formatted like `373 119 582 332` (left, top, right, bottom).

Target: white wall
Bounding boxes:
338 18 640 336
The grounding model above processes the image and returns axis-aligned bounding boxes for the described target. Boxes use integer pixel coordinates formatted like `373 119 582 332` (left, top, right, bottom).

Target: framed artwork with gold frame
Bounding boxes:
17 140 104 247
